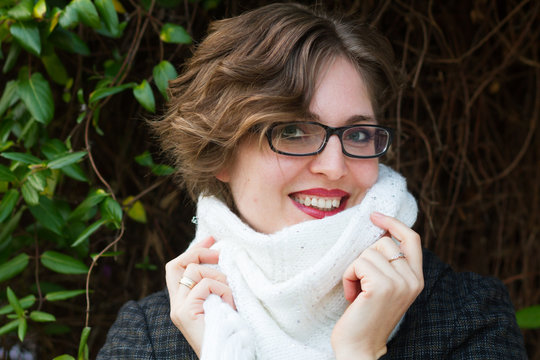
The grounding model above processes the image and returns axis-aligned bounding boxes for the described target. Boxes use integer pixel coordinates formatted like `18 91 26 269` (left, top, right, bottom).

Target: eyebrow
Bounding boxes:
306 112 377 125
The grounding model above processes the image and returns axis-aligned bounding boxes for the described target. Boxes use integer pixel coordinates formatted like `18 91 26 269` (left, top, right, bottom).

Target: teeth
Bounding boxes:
293 195 341 211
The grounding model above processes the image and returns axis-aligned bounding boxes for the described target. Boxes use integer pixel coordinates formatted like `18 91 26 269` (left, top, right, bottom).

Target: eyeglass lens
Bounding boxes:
270 122 390 157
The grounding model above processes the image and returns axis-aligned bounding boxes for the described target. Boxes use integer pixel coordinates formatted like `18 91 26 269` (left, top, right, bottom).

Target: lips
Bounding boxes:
289 188 350 219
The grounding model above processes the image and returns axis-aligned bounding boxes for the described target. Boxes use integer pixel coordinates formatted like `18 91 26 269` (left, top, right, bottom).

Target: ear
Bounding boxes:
215 168 230 183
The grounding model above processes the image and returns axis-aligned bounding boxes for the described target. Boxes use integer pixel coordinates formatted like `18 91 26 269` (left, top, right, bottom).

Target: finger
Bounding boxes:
370 236 409 269
187 278 236 310
367 237 419 288
181 263 229 290
360 247 404 280
172 264 230 306
342 256 392 302
166 249 220 299
192 236 216 249
165 243 219 280
370 212 422 277
176 247 220 268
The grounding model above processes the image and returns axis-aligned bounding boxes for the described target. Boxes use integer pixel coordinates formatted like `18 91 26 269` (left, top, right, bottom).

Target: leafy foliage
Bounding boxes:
0 0 194 357
1 0 539 358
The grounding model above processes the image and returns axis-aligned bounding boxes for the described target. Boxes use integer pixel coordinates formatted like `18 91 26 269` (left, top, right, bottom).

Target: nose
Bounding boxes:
309 135 348 180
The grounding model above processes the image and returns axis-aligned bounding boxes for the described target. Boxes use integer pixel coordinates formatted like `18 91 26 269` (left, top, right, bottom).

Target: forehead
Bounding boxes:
308 57 374 126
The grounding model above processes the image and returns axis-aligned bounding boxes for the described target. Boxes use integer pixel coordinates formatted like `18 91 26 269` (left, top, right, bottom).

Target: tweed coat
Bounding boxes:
97 249 527 359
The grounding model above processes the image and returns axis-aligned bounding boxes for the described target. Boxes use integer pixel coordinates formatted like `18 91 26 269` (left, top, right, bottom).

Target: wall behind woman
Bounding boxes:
0 0 537 359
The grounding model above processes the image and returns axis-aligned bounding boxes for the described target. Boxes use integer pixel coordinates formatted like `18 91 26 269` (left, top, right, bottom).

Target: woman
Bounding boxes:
98 3 526 359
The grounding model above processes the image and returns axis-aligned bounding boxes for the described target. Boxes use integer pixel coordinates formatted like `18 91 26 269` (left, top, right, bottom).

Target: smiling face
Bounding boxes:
216 57 380 234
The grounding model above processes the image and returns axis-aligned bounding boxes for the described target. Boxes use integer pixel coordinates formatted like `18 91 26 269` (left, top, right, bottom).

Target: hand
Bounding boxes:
331 212 424 360
165 236 235 357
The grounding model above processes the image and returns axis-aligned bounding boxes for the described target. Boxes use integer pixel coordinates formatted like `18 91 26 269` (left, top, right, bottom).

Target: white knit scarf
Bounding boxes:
191 164 418 360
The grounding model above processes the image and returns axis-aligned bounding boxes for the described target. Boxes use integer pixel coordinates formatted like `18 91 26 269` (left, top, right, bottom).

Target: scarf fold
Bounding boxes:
192 164 418 360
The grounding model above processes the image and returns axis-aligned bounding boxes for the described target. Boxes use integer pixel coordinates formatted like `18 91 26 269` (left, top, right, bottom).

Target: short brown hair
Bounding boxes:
152 3 399 206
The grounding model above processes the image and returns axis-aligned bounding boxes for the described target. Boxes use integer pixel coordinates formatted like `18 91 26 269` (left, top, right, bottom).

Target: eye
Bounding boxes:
345 128 372 143
276 124 305 139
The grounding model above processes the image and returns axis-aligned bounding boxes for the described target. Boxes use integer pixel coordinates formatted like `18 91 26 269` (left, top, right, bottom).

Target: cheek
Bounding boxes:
354 160 379 188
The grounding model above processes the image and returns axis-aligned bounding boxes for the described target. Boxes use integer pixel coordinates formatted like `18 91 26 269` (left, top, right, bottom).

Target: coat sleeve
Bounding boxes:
97 290 198 360
383 249 527 359
96 300 155 359
447 275 527 359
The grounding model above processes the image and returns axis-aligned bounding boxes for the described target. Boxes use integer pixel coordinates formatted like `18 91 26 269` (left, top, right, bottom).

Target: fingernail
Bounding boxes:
371 212 384 219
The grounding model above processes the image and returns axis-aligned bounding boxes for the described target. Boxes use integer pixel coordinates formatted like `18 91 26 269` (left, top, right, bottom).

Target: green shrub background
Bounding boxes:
0 0 539 358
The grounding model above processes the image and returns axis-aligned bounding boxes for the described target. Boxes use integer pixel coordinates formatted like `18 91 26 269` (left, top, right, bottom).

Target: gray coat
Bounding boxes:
97 249 526 359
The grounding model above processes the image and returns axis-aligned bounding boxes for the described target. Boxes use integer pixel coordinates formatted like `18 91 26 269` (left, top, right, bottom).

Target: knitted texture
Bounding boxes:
194 164 418 360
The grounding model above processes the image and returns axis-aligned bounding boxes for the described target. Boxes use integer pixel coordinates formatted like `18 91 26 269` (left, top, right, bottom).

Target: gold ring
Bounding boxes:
388 252 406 263
179 276 197 289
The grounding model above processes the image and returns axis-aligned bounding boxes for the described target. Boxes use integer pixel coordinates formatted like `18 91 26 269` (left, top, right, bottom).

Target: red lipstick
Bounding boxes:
289 188 350 219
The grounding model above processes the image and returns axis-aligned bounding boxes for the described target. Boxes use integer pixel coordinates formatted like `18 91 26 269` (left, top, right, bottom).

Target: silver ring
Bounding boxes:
388 252 406 263
179 276 197 289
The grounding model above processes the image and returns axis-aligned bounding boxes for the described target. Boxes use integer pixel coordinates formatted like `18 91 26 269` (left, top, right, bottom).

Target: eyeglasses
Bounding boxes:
265 121 394 158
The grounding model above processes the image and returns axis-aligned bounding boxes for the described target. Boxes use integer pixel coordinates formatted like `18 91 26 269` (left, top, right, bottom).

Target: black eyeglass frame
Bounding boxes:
265 121 395 159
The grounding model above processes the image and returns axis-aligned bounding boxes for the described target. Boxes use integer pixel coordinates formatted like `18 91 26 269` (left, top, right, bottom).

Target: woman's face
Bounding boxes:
217 57 379 234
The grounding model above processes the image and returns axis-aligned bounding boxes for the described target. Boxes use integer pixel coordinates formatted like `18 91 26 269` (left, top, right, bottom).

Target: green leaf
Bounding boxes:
62 164 89 182
134 151 154 167
10 21 41 56
60 0 101 29
0 189 19 222
0 80 19 117
0 319 19 336
58 1 79 28
133 79 155 113
152 61 177 100
6 287 24 317
41 47 70 85
0 207 24 247
73 0 101 28
123 196 147 223
41 250 89 274
48 151 87 169
89 82 136 105
95 0 119 34
69 189 108 220
100 197 122 226
71 218 107 247
1 151 41 164
21 181 39 205
151 164 175 176
2 42 21 74
0 164 17 182
78 327 91 360
30 310 56 322
18 317 27 341
45 289 87 301
96 19 126 39
49 28 90 55
516 305 540 329
0 253 29 283
17 69 54 124
159 23 192 44
29 196 65 235
53 355 76 360
0 295 36 315
26 172 47 191
41 139 88 182
33 0 47 19
7 0 33 20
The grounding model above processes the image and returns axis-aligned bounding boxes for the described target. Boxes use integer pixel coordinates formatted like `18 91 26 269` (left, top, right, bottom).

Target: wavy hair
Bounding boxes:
152 3 400 206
